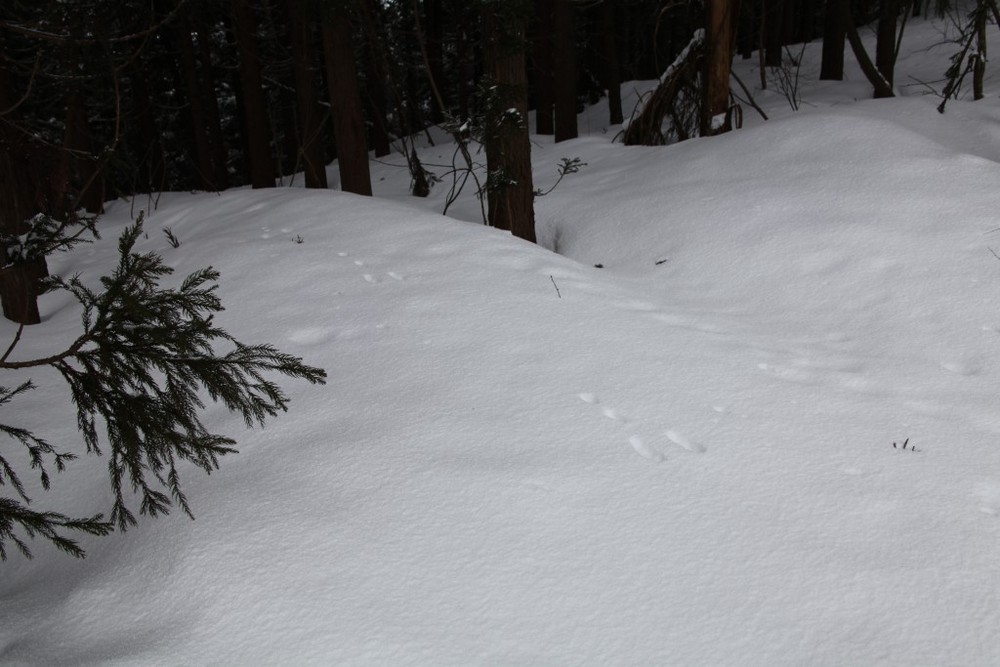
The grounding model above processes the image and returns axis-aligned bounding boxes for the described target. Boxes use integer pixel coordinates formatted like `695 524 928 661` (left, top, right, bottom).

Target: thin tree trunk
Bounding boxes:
321 9 373 196
231 0 275 188
974 4 987 100
553 0 578 142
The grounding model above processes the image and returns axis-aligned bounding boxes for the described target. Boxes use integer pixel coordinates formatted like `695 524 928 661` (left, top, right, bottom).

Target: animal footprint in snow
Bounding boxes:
665 429 705 453
579 393 661 462
629 435 664 462
363 274 378 283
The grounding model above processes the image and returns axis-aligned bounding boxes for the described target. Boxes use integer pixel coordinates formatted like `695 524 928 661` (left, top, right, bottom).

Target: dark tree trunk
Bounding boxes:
533 0 554 135
231 0 275 188
129 65 166 193
764 0 782 67
62 92 104 214
820 0 846 80
425 0 446 123
481 3 536 243
0 68 46 325
553 0 578 142
194 12 230 190
456 24 474 121
285 0 328 188
600 1 623 126
875 0 898 95
176 12 218 191
842 0 894 97
703 0 734 136
321 9 373 196
363 55 392 157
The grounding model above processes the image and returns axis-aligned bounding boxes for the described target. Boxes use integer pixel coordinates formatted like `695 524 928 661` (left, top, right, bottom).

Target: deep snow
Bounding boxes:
3 11 1000 666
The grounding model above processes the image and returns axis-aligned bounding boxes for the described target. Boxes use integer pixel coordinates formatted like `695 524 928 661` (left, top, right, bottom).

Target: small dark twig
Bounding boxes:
550 275 562 299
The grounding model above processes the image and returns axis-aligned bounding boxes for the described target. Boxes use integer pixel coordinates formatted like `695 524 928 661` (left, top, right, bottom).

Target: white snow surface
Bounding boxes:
4 14 1000 666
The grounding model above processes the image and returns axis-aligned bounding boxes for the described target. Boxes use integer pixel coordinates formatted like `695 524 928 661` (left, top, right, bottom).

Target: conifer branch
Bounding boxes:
1 215 327 558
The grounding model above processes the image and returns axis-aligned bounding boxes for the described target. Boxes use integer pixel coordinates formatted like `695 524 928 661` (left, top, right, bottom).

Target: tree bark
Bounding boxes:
176 11 218 191
820 0 846 80
286 0 328 188
600 1 623 125
231 0 275 188
481 3 536 243
843 0 894 97
533 0 554 135
703 0 735 136
875 0 898 95
321 8 373 196
553 0 578 142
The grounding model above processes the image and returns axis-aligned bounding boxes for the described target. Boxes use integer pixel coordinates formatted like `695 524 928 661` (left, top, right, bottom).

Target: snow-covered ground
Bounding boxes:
4 12 1000 666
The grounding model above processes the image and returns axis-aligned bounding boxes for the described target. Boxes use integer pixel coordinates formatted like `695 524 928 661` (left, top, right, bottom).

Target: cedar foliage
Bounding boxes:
0 214 326 559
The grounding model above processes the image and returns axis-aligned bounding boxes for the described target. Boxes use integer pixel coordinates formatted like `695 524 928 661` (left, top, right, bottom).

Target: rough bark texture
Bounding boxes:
703 0 735 136
231 0 275 188
552 0 578 143
322 10 373 196
481 4 536 243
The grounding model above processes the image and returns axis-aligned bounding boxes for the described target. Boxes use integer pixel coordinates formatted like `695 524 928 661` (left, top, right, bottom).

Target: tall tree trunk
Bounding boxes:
363 55 392 157
231 0 275 188
974 3 988 100
820 0 846 80
480 2 536 243
194 12 230 190
0 68 46 325
176 12 218 191
600 1 623 125
553 0 578 142
286 0 328 188
703 0 735 136
129 64 166 193
875 0 898 95
62 92 104 214
456 25 474 121
424 0 446 123
533 0 554 135
321 8 373 196
764 0 782 67
842 0 894 97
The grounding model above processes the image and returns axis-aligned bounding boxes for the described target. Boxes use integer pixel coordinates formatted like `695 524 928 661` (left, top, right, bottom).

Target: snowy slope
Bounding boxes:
3 11 1000 666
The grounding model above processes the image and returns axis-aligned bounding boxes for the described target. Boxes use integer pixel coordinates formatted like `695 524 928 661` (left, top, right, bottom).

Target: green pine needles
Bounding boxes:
0 213 326 560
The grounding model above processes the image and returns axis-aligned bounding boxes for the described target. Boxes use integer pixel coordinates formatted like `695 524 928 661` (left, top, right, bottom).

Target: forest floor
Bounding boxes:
3 10 1000 666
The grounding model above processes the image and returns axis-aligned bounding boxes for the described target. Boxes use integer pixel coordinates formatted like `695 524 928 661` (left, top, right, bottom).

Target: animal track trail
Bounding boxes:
336 251 406 284
578 393 706 461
